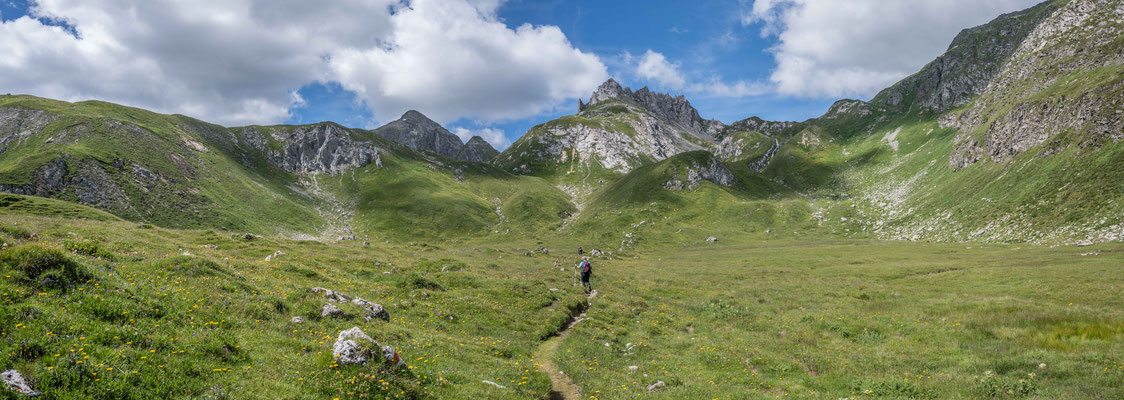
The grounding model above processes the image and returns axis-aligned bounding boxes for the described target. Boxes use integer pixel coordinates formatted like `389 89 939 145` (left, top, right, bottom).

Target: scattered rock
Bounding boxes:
321 303 345 318
482 380 507 389
338 235 356 241
240 233 255 240
355 299 390 322
1 369 39 396
646 380 666 393
290 316 304 324
590 249 603 256
202 244 218 249
311 287 351 302
628 365 639 372
333 327 377 366
264 250 285 261
706 236 718 243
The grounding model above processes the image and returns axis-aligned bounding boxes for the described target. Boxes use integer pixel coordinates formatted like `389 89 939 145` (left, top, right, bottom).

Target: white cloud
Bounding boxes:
632 50 769 98
330 0 607 124
635 50 686 89
452 127 510 150
0 0 607 126
743 0 1046 98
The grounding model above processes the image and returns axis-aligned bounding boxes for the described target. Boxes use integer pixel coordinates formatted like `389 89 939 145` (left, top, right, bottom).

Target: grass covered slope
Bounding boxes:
0 95 326 234
1 210 1121 399
0 213 589 399
556 239 1124 399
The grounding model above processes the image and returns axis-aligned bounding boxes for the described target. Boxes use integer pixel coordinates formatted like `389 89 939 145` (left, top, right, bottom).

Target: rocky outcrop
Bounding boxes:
242 123 381 174
950 0 1124 169
871 1 1064 113
721 117 797 138
0 107 59 155
748 139 780 173
374 110 464 159
584 79 711 139
454 136 499 163
820 100 873 120
332 327 406 368
663 155 735 191
0 156 131 211
1 369 38 396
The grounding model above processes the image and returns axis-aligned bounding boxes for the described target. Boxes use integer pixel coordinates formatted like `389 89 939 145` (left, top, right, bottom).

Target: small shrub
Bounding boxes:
0 225 33 239
0 244 90 288
976 371 1038 398
62 238 115 259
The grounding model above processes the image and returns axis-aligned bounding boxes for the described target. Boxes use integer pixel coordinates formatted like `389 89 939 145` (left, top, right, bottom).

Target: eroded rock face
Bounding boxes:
950 0 1124 169
455 136 499 163
585 79 708 139
871 1 1064 113
248 123 381 174
748 139 780 173
1 369 39 396
664 156 735 191
374 110 464 159
0 108 59 155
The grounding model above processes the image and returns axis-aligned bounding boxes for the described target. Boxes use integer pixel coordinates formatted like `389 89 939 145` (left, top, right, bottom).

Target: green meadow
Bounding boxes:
1 201 1121 399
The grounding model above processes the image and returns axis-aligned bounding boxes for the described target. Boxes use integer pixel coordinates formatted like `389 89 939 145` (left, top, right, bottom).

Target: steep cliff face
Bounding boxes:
373 110 464 159
948 0 1124 169
238 123 382 174
454 136 499 163
498 97 713 174
871 1 1064 113
583 79 720 140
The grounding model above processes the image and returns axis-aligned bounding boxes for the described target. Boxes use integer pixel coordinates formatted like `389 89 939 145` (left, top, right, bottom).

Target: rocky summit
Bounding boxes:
373 110 498 162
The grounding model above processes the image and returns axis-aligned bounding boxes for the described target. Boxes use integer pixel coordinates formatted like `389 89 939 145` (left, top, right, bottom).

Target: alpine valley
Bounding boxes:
0 1 1122 399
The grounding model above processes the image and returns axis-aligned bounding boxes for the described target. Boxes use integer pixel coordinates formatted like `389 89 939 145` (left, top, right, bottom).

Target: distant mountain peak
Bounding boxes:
374 110 465 159
455 136 499 163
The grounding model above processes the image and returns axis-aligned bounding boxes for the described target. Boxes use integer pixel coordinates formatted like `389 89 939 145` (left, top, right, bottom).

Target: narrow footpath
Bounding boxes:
534 289 597 400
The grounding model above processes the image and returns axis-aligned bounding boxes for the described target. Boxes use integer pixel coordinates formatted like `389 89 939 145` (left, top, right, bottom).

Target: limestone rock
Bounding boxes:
646 380 666 393
1 369 39 396
311 287 352 303
321 303 345 318
290 316 304 324
241 123 382 174
333 327 377 365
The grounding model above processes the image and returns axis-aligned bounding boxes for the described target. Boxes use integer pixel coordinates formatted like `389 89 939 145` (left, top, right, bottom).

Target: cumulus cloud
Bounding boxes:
330 0 606 124
451 127 510 150
635 50 687 89
632 50 768 98
0 0 607 126
743 0 1045 98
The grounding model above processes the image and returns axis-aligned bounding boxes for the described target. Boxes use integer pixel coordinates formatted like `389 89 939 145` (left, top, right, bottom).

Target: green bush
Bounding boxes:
0 244 90 288
0 225 33 239
62 238 115 259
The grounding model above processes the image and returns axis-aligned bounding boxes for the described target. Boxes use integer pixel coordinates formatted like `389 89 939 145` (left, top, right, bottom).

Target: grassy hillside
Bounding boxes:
0 95 326 234
0 208 1120 399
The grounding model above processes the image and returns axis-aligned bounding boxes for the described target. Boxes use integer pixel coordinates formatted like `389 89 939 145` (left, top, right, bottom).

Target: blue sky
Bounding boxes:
1 0 1043 149
287 0 835 146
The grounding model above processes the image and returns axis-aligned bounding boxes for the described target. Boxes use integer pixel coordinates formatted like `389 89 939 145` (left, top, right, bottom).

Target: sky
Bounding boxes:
0 0 1045 150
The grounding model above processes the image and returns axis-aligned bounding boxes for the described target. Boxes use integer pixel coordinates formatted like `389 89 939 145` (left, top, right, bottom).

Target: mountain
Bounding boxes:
455 136 500 162
0 0 1121 246
372 110 499 162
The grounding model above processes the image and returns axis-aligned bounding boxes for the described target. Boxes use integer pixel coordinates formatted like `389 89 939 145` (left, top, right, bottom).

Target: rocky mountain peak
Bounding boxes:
583 79 706 138
374 110 464 159
455 136 499 163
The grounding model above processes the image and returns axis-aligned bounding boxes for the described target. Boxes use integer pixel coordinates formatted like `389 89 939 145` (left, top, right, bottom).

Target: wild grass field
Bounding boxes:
1 202 1121 399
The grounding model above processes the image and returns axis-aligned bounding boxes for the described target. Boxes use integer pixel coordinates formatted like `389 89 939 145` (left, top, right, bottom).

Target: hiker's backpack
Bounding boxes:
581 260 591 273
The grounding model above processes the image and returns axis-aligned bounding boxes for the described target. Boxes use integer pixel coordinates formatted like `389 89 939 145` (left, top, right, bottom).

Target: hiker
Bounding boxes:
578 247 583 256
579 256 592 293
